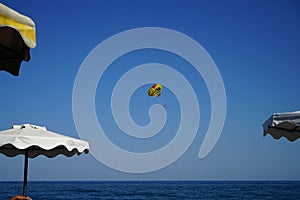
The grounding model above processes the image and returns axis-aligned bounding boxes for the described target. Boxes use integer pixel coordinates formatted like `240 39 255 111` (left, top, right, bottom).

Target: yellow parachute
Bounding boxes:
148 84 162 97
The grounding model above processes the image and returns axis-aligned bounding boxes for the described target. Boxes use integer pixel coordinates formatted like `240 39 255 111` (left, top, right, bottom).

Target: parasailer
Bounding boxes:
148 83 166 107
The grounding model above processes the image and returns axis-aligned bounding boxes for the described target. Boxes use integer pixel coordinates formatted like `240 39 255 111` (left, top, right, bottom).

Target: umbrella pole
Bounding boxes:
23 149 28 196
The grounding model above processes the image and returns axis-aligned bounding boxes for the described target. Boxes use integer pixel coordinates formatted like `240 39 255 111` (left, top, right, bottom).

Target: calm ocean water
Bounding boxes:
0 181 300 200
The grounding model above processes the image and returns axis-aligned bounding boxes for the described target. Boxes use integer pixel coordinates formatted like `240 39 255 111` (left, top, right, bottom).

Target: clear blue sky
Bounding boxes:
1 0 300 181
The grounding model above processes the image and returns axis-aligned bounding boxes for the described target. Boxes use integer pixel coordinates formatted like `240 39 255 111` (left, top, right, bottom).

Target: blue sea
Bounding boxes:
1 181 300 199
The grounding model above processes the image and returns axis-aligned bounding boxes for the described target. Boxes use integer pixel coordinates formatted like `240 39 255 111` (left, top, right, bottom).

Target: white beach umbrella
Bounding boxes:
0 124 89 197
263 110 300 142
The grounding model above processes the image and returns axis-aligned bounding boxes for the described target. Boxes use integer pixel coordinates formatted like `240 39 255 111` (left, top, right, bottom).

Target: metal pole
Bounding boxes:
23 149 28 196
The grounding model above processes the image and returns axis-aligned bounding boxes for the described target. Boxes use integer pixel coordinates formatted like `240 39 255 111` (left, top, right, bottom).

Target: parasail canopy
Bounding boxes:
148 84 163 97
